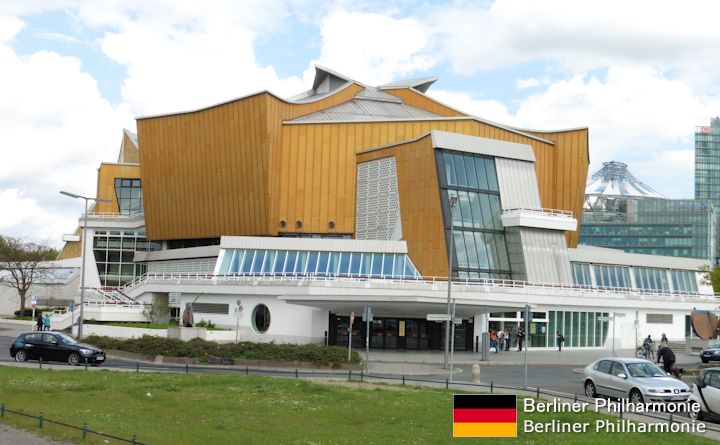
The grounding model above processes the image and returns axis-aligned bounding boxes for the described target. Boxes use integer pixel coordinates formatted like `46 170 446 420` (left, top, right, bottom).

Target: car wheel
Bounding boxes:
584 380 597 397
630 389 644 404
689 402 705 421
68 352 81 366
14 350 27 362
701 358 709 364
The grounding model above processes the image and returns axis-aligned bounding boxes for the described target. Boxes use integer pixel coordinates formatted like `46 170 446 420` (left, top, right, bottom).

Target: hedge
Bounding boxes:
84 335 361 367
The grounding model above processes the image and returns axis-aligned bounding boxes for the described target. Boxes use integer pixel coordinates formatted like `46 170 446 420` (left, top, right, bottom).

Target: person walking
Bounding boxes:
490 329 499 353
660 333 669 349
516 327 525 352
35 314 44 332
497 328 505 352
556 331 564 351
657 346 676 374
504 328 511 351
43 313 51 331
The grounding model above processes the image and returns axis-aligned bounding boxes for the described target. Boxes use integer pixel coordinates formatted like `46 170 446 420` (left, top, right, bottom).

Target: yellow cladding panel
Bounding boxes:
275 120 588 243
356 136 448 278
381 88 466 117
95 163 142 214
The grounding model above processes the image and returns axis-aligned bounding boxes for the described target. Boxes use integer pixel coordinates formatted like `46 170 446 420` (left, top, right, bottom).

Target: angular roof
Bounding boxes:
585 161 665 198
288 97 440 123
379 76 438 93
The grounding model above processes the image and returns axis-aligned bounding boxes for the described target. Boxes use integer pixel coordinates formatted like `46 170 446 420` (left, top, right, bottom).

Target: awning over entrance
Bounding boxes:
278 295 529 318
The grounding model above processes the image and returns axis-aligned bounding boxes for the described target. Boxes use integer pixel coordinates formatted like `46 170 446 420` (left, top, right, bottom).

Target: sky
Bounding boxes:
2 0 720 246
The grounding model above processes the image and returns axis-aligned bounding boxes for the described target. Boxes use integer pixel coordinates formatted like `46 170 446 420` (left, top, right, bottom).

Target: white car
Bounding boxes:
583 357 690 403
689 367 720 421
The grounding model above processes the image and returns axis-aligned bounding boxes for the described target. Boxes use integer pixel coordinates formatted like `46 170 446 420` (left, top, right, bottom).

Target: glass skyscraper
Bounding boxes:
695 117 720 209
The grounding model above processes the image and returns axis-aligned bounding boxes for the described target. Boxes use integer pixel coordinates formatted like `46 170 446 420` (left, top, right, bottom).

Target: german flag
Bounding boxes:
453 394 517 437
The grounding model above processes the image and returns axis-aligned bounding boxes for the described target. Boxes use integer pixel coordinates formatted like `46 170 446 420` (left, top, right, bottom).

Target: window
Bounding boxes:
252 304 271 334
646 314 673 324
193 303 229 315
114 178 143 215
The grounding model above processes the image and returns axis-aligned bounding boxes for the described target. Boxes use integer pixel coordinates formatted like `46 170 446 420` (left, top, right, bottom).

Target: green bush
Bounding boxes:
84 335 361 366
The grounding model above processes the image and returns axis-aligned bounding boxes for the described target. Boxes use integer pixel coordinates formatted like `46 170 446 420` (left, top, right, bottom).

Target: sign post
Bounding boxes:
348 311 355 363
524 304 530 389
362 306 373 374
234 299 243 343
449 300 457 382
31 296 37 330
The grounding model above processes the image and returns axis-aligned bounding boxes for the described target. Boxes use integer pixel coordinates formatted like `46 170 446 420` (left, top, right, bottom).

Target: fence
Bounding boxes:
14 357 720 438
0 402 144 444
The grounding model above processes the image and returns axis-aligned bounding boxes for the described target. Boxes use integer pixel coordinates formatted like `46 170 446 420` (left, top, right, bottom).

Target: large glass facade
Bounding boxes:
93 230 160 287
114 178 143 215
216 249 421 279
695 118 720 210
580 198 716 261
489 311 608 348
437 150 511 280
570 262 699 294
593 265 631 288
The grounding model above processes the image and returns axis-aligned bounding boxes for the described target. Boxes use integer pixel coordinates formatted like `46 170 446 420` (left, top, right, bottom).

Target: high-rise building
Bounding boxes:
580 161 717 261
695 117 720 209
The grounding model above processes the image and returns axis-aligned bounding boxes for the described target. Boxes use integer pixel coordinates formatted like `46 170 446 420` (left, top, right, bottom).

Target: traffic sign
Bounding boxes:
31 295 37 308
362 306 373 322
427 314 451 321
169 293 182 307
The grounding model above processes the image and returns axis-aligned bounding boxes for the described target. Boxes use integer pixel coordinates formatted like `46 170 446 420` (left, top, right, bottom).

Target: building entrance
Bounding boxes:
328 313 474 351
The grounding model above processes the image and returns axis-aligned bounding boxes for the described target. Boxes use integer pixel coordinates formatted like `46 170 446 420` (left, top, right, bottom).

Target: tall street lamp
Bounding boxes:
444 195 458 369
60 191 111 339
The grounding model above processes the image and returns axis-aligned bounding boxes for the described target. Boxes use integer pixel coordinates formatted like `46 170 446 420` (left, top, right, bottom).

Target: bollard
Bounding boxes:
536 387 540 399
669 414 673 426
82 423 88 438
490 382 494 393
38 413 43 429
186 363 189 374
574 394 577 403
39 357 42 369
402 375 405 386
1 402 4 417
295 369 298 379
246 366 249 376
620 404 623 420
348 370 352 381
471 364 481 384
136 362 139 373
84 357 88 371
360 370 364 382
446 378 449 390
132 433 137 445
475 336 479 352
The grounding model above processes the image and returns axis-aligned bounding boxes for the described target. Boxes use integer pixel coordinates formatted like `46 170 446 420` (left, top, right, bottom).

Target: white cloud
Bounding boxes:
427 89 513 123
307 9 436 85
515 77 550 89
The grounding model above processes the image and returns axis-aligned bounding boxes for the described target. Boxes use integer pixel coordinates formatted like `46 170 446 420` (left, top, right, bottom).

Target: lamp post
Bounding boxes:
444 195 458 370
60 191 111 339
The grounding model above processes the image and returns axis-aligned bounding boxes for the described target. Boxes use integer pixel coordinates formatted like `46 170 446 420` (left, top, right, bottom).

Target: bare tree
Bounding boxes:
0 236 58 314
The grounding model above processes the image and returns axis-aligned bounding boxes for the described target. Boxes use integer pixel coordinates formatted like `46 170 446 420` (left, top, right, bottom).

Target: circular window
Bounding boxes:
252 304 271 334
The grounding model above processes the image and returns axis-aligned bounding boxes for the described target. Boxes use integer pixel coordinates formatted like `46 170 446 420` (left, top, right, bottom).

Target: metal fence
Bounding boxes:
0 402 144 444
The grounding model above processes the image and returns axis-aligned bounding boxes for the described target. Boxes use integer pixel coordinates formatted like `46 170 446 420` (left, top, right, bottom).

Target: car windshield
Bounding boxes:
626 362 666 378
55 333 78 345
711 343 720 349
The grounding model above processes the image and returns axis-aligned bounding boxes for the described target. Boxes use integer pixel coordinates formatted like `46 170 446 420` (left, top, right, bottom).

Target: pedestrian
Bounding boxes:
504 328 511 351
657 346 676 374
497 328 505 352
556 331 564 351
516 327 525 351
36 314 44 332
490 329 499 353
660 333 668 349
43 313 51 331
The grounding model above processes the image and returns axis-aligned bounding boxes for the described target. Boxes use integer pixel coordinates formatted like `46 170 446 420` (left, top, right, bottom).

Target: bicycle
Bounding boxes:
635 344 655 360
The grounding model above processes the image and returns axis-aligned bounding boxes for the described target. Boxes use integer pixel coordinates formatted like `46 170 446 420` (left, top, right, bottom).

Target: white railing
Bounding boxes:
81 212 144 220
116 271 714 301
502 207 574 218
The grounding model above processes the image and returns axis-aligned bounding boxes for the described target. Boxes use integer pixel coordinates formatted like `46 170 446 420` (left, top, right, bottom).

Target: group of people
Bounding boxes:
647 333 680 377
34 313 51 331
489 327 526 352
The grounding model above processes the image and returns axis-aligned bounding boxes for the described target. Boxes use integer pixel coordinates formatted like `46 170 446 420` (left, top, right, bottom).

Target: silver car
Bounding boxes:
688 367 720 421
583 357 690 403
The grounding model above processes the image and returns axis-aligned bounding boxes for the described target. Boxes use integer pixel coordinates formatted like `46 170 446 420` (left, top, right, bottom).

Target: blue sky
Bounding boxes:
2 0 720 244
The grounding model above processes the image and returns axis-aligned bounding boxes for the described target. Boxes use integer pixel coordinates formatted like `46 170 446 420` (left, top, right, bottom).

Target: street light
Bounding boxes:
60 190 111 339
444 195 458 370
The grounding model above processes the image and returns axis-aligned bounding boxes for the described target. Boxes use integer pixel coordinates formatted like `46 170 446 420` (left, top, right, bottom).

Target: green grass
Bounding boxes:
0 366 715 445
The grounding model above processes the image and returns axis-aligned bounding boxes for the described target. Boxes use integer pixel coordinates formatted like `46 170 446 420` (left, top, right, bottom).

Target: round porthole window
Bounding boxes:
252 304 271 334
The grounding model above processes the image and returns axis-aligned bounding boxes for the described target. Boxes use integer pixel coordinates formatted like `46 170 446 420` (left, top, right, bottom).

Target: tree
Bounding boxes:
142 295 170 323
699 264 720 293
0 236 58 314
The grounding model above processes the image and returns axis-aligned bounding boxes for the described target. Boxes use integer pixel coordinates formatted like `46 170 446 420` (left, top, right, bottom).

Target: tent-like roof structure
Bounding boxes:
585 161 666 198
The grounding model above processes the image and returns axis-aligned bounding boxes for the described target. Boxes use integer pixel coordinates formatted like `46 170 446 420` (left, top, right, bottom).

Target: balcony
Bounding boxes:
500 207 577 231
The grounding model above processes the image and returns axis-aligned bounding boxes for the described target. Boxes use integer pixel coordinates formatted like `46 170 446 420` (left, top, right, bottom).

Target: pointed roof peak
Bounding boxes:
586 161 666 199
379 76 438 93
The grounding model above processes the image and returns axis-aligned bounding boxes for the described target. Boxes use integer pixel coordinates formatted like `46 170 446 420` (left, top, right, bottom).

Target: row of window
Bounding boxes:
442 151 499 192
453 230 510 273
571 263 699 293
447 189 503 231
93 230 156 287
216 249 422 279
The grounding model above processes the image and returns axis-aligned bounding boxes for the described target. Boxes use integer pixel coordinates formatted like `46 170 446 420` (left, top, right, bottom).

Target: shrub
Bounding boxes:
84 335 361 366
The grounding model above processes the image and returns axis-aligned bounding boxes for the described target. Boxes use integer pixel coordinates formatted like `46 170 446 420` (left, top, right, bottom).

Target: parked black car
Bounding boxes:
701 343 720 364
10 332 105 366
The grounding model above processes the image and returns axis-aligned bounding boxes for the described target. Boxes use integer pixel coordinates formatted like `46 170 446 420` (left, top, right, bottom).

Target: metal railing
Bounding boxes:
116 271 714 302
81 212 144 220
0 402 144 444
502 207 574 218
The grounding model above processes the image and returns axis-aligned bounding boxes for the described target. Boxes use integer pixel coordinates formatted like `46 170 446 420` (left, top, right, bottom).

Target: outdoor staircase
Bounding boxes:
88 288 143 305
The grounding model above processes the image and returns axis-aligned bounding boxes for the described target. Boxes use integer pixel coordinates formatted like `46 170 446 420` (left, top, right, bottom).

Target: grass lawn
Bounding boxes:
0 366 715 445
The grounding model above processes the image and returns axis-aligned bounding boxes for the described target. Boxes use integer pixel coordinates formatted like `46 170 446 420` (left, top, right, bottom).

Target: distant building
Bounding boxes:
695 118 720 210
580 161 717 261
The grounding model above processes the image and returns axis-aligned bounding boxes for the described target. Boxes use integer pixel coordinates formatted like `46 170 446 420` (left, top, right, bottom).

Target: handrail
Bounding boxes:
501 207 573 218
81 212 144 220
115 271 714 301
